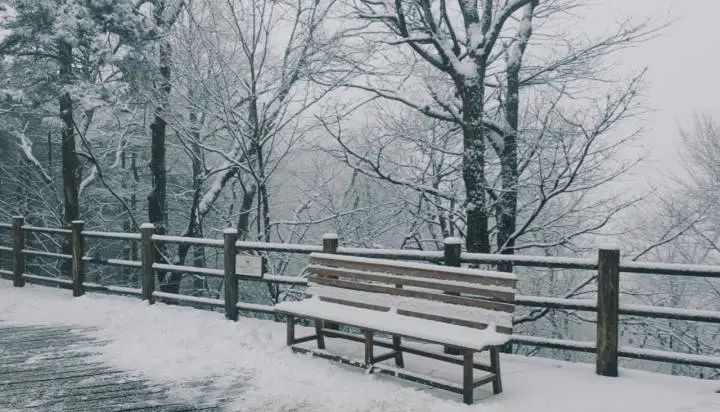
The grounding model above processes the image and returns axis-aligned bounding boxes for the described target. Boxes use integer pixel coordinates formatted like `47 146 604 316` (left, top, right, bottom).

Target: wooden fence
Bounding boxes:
1 216 719 378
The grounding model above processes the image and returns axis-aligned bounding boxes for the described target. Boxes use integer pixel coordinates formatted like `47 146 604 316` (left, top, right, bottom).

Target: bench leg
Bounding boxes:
463 349 474 405
364 330 374 368
392 335 404 368
315 318 326 349
490 346 503 394
286 315 295 346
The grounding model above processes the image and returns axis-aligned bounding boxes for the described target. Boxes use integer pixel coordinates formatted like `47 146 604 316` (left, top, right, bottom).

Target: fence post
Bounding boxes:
11 216 25 287
444 237 462 355
322 233 338 254
444 237 462 267
596 247 620 377
224 228 239 321
322 233 339 330
141 223 156 304
71 220 85 297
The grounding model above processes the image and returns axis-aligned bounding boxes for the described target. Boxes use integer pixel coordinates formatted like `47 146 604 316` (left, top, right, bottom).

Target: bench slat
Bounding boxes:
308 264 514 301
395 309 513 335
308 285 513 331
312 293 511 333
310 276 515 314
309 253 516 288
316 295 391 312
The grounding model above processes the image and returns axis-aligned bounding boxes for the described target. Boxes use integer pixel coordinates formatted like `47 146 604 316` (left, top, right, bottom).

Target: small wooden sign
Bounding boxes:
236 254 264 278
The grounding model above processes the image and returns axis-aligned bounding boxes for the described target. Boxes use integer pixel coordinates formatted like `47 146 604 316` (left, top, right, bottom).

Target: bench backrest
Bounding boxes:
306 253 517 334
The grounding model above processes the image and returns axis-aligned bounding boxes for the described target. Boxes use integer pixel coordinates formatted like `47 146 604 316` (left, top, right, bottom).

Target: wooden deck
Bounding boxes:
0 323 232 411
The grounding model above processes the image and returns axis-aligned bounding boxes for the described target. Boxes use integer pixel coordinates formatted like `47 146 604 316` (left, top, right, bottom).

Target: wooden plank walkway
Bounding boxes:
0 323 233 411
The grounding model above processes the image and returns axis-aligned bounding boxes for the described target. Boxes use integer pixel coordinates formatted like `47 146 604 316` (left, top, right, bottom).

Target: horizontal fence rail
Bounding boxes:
462 252 598 270
0 216 718 377
82 230 141 241
619 261 720 278
21 225 72 235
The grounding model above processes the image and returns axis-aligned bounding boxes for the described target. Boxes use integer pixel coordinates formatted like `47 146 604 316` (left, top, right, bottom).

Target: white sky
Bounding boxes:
576 0 720 187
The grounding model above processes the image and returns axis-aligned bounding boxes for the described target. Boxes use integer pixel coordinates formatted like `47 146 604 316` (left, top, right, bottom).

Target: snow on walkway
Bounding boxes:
0 281 717 412
0 324 228 411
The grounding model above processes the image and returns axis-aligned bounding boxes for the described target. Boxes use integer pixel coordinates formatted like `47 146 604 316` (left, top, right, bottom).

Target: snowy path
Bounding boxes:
0 324 233 411
1 281 719 412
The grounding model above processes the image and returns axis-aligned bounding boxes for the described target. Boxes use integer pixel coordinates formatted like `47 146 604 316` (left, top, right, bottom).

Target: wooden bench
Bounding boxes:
275 253 517 404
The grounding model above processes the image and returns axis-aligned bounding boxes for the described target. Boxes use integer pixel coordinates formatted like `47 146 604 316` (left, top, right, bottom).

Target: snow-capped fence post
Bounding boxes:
11 216 25 287
224 228 239 321
141 224 156 304
322 233 338 254
443 237 462 355
443 237 462 267
596 247 620 377
71 220 85 297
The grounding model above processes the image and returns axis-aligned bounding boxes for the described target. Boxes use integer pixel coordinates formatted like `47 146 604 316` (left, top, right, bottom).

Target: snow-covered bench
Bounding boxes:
275 253 517 404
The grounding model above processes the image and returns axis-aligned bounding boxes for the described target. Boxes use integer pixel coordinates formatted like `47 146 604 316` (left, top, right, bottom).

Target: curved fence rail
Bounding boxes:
0 216 719 374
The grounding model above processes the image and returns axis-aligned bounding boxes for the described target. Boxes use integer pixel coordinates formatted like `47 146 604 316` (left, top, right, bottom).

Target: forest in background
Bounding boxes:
0 0 718 378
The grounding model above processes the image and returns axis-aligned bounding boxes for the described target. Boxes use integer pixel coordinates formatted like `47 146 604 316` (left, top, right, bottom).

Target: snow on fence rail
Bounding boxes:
21 249 71 260
337 246 443 262
153 262 224 278
619 261 720 278
510 335 720 368
82 230 141 241
462 252 598 270
82 256 142 269
0 217 719 376
236 240 322 254
21 225 72 235
515 295 720 323
153 234 224 247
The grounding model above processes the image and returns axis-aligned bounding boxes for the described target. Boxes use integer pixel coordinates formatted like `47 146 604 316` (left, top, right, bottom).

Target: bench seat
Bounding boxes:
307 284 514 333
276 298 509 351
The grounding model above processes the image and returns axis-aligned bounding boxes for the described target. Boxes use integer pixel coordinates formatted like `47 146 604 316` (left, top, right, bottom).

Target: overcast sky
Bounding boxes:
575 0 720 187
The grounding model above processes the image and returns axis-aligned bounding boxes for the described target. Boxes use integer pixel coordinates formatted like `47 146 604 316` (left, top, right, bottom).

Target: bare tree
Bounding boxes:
326 0 656 263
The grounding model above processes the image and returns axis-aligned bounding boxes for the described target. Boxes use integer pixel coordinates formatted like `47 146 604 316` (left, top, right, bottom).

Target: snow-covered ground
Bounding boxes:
0 281 717 412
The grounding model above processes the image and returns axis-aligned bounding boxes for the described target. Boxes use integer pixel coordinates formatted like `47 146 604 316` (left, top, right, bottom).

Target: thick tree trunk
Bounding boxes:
496 66 520 272
59 41 79 225
169 133 204 294
237 184 257 241
461 80 490 254
496 2 534 272
148 16 172 290
247 94 271 242
259 181 270 241
148 1 171 231
122 151 139 284
59 40 79 281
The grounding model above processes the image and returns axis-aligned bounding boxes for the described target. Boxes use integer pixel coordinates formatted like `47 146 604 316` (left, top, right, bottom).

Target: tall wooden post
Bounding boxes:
444 237 462 355
71 220 85 297
596 247 620 377
224 228 239 321
11 216 25 287
141 223 156 304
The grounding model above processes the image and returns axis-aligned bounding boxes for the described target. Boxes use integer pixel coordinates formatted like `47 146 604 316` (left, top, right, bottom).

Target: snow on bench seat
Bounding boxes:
276 297 510 352
306 284 513 331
